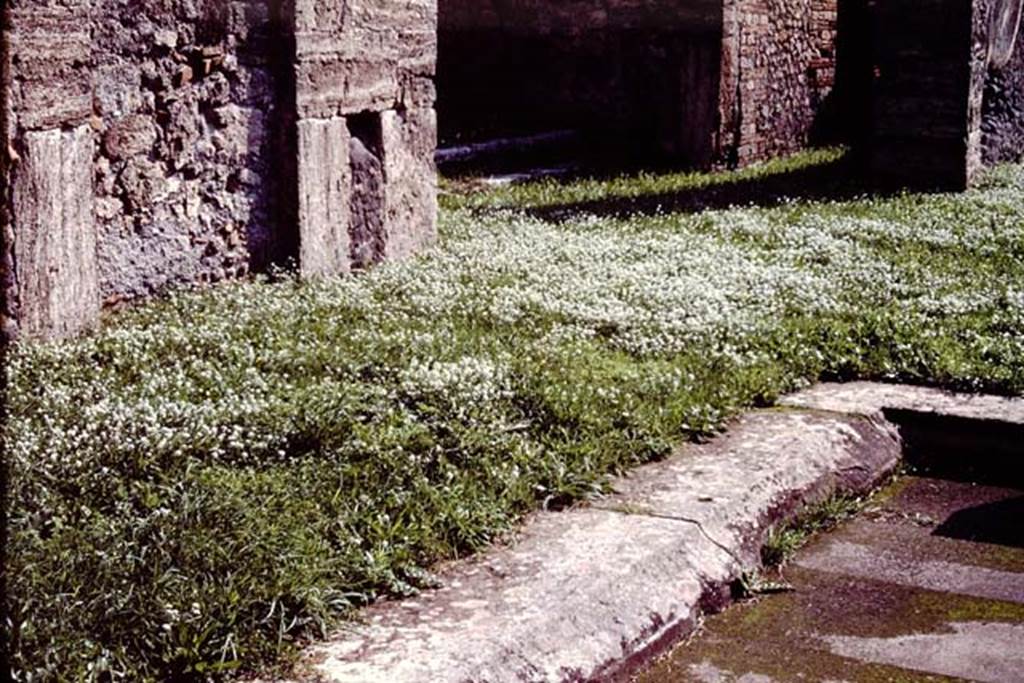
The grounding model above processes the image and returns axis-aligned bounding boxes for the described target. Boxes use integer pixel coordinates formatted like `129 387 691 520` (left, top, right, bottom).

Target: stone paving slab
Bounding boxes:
288 404 903 682
824 622 1024 683
636 475 1024 683
796 540 1024 604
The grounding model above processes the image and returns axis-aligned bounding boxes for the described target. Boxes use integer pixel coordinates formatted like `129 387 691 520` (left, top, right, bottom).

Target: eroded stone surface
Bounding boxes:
1 0 438 339
779 381 1024 426
284 408 901 682
310 510 713 683
380 107 438 261
293 0 438 277
10 126 99 340
297 118 352 278
594 411 901 562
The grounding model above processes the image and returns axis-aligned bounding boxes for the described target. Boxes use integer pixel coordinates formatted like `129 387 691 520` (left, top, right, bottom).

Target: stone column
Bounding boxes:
1 1 99 340
291 0 437 278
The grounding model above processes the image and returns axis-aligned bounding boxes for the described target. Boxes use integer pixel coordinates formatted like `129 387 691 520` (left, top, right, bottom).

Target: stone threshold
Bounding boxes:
271 382 1024 682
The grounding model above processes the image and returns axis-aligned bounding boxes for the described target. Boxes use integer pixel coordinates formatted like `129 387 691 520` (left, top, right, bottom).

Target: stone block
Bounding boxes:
102 115 159 160
5 5 92 131
297 118 352 278
381 107 438 261
10 126 99 339
295 56 402 119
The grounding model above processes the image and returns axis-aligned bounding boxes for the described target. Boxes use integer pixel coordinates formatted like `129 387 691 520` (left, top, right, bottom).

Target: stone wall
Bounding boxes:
982 1 1024 163
0 0 438 340
719 0 838 166
90 0 285 304
438 0 723 163
438 0 837 169
1 0 99 339
292 0 437 275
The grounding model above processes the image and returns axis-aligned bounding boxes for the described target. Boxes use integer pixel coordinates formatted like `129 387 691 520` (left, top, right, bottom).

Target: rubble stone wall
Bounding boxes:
982 2 1024 163
91 0 285 304
1 0 438 340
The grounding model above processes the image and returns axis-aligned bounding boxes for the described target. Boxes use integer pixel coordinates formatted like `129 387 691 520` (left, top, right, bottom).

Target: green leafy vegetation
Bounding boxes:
760 494 867 568
6 150 1024 680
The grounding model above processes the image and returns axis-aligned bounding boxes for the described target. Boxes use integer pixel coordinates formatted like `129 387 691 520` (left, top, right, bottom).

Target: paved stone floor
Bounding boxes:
636 475 1024 683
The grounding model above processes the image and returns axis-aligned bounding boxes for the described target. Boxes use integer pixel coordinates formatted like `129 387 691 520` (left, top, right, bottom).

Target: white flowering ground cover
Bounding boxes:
6 150 1024 680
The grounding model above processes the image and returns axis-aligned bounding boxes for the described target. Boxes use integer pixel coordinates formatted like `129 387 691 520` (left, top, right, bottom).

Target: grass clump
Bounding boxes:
6 150 1024 679
761 495 866 568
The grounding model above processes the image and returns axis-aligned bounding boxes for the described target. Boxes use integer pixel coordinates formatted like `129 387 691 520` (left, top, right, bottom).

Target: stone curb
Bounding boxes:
779 381 1024 426
279 384 1023 682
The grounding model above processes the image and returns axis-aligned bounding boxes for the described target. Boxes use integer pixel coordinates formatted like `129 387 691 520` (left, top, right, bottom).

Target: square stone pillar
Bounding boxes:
864 0 980 190
291 0 438 278
1 1 99 340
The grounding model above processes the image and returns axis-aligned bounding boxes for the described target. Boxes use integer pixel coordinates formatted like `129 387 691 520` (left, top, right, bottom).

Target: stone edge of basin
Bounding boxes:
265 383 1024 683
778 381 1024 426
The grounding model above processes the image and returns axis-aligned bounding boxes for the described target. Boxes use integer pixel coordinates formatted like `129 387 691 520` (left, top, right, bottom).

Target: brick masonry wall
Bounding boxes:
1 0 438 340
719 0 838 166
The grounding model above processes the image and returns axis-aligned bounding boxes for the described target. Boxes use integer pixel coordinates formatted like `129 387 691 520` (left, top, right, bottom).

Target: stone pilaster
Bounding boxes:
1 1 99 340
864 0 977 190
292 0 437 277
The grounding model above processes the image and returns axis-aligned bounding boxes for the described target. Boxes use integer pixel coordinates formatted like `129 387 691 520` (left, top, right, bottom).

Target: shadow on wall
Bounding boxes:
194 2 299 278
436 27 720 162
250 7 299 275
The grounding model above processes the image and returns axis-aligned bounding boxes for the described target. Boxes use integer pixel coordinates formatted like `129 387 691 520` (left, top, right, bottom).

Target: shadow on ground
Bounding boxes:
935 496 1024 549
523 154 895 223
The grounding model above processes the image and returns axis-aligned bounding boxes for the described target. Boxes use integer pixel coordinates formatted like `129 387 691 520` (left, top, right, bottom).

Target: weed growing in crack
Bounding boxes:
760 494 867 568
